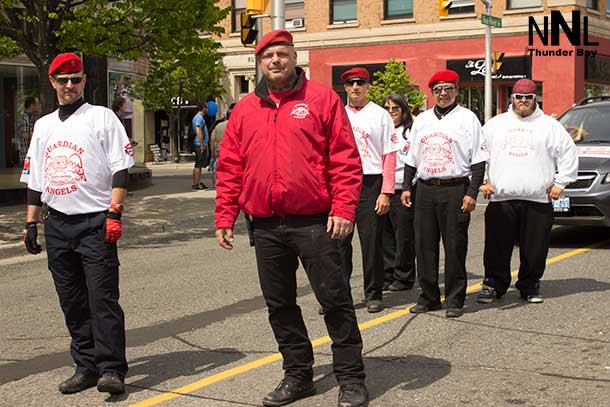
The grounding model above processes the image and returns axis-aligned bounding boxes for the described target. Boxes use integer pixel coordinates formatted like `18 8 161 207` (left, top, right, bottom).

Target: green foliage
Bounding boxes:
0 35 22 58
367 59 425 111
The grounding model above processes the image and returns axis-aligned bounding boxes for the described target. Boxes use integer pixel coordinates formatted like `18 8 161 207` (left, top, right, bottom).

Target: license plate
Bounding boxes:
552 197 570 213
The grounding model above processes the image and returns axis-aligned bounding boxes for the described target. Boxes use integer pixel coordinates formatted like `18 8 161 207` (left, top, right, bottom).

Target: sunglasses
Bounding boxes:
512 93 536 100
384 105 401 112
432 86 456 94
346 79 368 86
54 76 83 85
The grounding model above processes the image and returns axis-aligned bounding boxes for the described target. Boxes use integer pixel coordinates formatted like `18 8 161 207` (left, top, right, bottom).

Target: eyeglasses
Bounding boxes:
512 93 536 100
432 86 456 94
54 76 83 85
346 79 368 86
384 105 401 112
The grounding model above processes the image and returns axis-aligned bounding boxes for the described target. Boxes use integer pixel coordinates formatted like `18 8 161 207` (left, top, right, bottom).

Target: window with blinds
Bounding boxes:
385 0 413 19
331 0 357 23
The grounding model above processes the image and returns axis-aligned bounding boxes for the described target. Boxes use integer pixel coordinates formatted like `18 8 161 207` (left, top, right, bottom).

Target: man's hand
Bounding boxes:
24 222 42 254
400 190 412 207
105 212 122 243
216 228 234 250
547 184 564 201
326 216 354 240
375 193 390 215
461 195 477 213
479 181 495 200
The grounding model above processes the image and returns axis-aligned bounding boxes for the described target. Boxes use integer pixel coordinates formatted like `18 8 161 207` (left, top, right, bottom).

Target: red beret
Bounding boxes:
48 53 83 75
341 67 370 83
255 29 294 56
427 69 460 88
512 79 536 94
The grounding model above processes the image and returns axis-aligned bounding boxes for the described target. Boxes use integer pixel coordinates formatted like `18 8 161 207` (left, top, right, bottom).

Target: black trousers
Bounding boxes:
44 210 128 377
483 200 554 296
383 189 416 286
414 181 470 309
338 174 385 302
252 213 365 385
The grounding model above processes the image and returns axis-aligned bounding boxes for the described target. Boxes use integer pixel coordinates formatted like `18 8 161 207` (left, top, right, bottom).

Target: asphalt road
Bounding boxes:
1 164 609 407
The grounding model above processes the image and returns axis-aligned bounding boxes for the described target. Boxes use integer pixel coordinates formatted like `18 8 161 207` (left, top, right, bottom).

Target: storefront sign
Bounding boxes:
447 56 531 82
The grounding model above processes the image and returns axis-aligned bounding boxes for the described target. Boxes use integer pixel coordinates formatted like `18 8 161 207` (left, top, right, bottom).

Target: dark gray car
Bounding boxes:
555 96 610 227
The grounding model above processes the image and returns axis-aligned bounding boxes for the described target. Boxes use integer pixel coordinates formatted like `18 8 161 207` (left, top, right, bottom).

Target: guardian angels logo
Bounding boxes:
43 140 87 196
421 132 454 174
290 103 309 119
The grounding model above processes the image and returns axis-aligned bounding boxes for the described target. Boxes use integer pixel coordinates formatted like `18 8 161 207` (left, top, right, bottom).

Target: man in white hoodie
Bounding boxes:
477 78 578 304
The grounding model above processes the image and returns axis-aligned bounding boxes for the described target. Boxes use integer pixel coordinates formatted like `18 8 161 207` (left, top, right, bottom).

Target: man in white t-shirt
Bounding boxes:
401 69 487 318
338 67 401 313
477 78 577 304
21 53 134 395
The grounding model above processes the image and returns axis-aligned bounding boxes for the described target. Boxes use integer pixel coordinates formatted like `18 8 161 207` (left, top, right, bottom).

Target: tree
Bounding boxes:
0 0 229 113
367 59 425 112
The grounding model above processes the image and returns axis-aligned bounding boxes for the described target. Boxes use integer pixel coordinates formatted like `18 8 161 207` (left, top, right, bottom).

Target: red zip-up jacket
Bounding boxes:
215 68 362 229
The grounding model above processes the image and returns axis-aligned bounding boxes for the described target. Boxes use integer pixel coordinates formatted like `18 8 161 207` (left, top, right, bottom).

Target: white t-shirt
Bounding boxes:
20 103 134 215
483 105 578 203
406 105 487 180
393 125 415 190
345 102 401 175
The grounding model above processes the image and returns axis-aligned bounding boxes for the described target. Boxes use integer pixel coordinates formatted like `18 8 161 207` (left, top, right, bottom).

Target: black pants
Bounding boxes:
414 181 470 309
339 174 385 302
44 210 128 377
383 189 416 286
483 200 554 296
252 214 365 385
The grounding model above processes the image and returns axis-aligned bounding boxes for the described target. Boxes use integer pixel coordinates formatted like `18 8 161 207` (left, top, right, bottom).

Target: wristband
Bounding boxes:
107 211 122 220
110 203 124 212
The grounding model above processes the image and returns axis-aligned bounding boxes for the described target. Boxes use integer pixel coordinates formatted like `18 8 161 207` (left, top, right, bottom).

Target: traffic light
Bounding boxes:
439 0 452 17
491 52 504 74
241 12 257 46
246 0 265 14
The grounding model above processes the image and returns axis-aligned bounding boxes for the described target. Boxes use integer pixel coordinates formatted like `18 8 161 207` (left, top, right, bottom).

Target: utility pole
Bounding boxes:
272 0 285 30
483 0 492 123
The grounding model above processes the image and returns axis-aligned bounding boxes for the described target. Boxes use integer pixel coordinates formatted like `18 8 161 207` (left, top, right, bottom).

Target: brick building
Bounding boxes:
216 0 610 121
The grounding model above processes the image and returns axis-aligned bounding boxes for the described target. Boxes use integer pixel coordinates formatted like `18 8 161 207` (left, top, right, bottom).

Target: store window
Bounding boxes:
507 0 541 9
331 0 357 24
586 0 598 10
448 0 475 15
232 0 246 33
384 0 413 19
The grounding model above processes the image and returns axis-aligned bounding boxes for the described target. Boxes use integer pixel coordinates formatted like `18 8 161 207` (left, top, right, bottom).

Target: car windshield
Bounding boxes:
559 104 610 144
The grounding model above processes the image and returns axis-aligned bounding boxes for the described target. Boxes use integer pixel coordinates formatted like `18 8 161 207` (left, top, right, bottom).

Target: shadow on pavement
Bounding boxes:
550 226 610 249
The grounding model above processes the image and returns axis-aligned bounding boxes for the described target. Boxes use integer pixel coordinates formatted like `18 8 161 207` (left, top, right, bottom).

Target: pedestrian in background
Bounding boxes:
191 101 209 191
381 93 416 293
339 67 401 313
401 69 487 318
477 78 577 304
20 52 133 395
112 96 138 148
215 30 368 407
15 96 40 166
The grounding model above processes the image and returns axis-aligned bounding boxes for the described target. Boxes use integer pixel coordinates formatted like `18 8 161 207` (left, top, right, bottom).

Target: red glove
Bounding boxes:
106 212 122 243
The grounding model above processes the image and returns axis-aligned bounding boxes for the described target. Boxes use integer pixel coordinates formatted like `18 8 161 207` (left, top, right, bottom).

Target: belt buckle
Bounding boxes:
431 178 441 186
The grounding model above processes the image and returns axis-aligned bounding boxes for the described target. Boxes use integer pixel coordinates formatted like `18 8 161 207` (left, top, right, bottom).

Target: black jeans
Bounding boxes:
383 189 416 286
44 210 127 377
483 200 554 295
414 181 470 309
339 174 385 302
252 213 365 385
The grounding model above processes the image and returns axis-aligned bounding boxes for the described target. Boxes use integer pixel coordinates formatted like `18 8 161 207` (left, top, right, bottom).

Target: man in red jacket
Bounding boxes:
215 30 368 407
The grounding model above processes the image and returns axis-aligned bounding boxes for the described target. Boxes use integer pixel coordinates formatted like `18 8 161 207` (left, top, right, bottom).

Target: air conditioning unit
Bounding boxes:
290 18 304 28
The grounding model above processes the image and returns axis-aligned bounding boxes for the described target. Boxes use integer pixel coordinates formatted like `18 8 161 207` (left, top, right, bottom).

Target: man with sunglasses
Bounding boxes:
400 69 487 318
477 78 577 304
339 67 400 314
20 53 133 395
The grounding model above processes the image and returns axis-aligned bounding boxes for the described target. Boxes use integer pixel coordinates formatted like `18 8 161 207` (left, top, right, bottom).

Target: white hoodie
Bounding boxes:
483 105 578 203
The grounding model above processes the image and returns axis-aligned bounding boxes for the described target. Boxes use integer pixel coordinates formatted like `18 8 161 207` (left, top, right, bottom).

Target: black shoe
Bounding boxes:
58 372 98 394
388 281 413 291
477 285 497 303
410 303 441 314
338 383 368 407
97 372 125 394
366 300 383 313
262 377 315 406
446 307 464 318
382 281 391 291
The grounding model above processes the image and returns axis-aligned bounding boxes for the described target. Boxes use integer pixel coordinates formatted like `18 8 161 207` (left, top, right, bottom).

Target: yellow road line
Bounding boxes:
130 240 608 407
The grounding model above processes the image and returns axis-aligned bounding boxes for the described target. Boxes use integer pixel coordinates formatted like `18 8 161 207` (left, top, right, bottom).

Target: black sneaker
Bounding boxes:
382 281 391 291
97 372 125 394
58 372 98 394
338 383 368 407
388 281 413 291
262 377 315 406
410 303 441 314
477 285 497 303
446 307 464 318
366 300 383 313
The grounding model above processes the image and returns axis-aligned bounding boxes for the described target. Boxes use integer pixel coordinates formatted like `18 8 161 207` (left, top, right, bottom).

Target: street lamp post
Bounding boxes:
483 0 493 123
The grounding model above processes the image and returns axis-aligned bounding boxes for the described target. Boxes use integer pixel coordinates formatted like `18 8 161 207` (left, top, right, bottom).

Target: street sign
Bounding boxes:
481 13 502 28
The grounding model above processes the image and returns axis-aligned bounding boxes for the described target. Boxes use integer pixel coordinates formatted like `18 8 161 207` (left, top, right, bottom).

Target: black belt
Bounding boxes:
47 206 105 219
419 177 469 186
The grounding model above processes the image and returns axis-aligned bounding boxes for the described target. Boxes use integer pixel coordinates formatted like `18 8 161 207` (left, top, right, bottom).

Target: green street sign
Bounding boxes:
481 13 502 28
